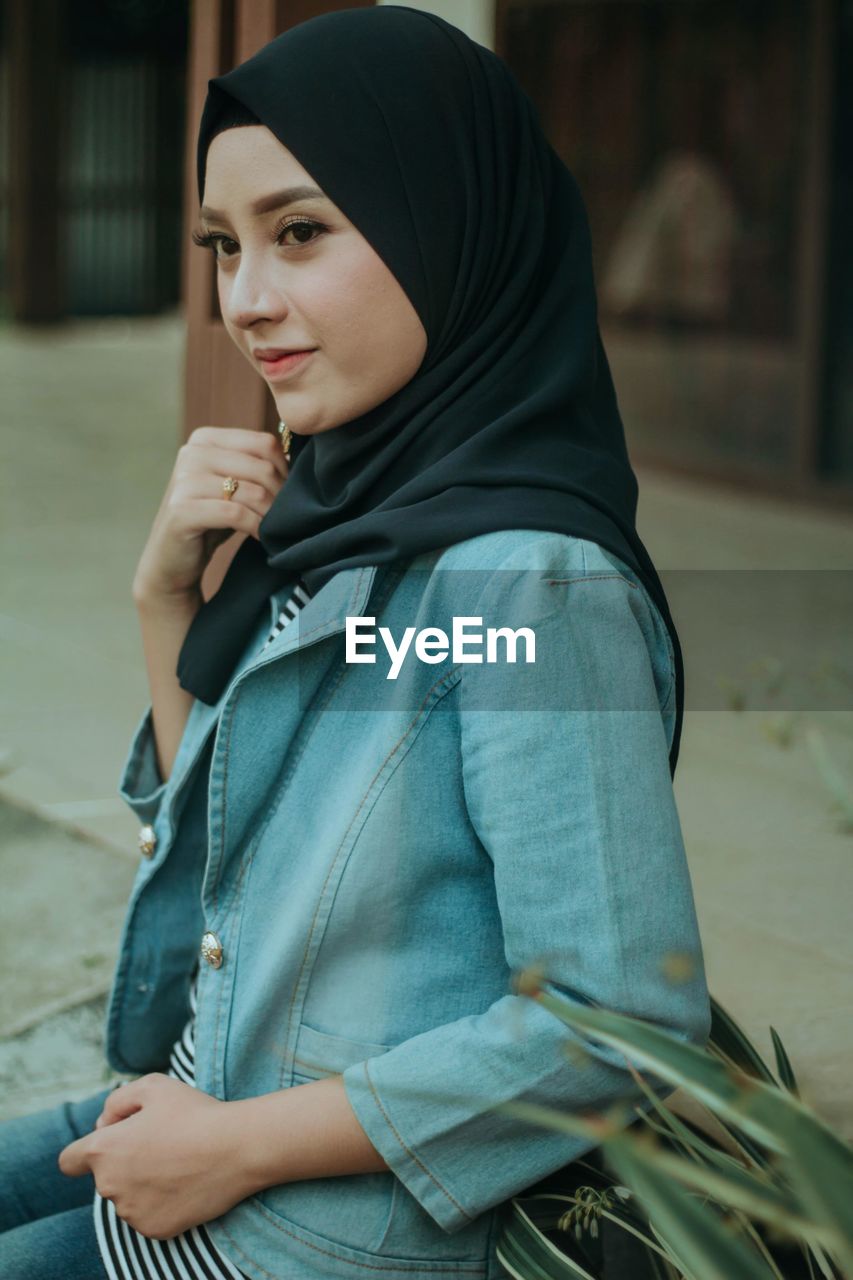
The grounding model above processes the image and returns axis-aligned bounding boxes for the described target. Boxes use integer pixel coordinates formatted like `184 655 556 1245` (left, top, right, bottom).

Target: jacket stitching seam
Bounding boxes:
211 567 371 916
267 564 371 647
259 657 362 1084
280 664 463 1085
248 655 352 873
213 692 234 918
547 569 675 709
362 1057 475 1224
210 851 254 1096
215 653 353 1089
211 1216 485 1274
544 573 639 589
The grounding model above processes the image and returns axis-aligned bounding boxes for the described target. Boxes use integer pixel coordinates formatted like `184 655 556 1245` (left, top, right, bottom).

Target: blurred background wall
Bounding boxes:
2 0 850 504
497 0 851 505
2 0 188 317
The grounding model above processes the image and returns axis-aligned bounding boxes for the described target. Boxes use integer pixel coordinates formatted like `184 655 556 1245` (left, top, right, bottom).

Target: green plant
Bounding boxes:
493 976 853 1280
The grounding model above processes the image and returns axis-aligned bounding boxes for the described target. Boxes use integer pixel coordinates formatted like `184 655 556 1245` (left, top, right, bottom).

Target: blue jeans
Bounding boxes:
0 1086 112 1279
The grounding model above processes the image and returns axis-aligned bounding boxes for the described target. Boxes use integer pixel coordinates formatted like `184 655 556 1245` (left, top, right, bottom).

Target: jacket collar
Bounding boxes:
261 562 380 665
167 562 381 796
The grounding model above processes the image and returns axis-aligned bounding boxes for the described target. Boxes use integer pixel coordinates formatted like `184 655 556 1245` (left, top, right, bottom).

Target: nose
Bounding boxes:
223 253 289 331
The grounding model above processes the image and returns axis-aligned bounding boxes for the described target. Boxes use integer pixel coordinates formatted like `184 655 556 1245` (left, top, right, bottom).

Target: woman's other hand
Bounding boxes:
132 426 288 603
57 1073 254 1240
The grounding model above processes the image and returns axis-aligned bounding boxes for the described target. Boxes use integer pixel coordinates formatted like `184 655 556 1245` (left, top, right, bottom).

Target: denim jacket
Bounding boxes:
105 528 711 1280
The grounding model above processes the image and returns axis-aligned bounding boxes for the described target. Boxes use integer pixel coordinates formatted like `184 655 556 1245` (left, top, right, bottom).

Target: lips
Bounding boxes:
255 347 315 361
255 348 317 381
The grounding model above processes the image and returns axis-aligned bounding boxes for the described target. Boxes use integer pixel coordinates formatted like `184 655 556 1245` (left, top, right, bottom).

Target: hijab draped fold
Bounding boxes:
176 4 686 774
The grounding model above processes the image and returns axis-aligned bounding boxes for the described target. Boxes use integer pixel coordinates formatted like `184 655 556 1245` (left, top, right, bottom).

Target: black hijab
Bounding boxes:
176 4 686 775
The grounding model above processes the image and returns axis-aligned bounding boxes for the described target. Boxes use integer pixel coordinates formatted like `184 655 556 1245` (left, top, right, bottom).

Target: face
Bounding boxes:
197 125 428 438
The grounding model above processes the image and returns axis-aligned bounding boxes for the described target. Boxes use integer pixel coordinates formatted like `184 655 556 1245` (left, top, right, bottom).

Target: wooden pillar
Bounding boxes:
6 0 67 322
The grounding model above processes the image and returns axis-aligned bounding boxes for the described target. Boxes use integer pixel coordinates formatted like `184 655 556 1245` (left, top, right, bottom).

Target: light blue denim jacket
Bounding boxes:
106 528 711 1280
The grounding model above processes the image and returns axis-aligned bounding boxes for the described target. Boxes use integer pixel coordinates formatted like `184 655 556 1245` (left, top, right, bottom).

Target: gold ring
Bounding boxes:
221 476 239 500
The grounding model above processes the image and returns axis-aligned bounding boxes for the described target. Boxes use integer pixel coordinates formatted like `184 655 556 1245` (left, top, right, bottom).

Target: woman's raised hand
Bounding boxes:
132 426 288 603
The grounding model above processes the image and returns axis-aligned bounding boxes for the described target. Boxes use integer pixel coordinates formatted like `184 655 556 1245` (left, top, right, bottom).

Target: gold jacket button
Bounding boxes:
200 931 223 969
138 824 157 858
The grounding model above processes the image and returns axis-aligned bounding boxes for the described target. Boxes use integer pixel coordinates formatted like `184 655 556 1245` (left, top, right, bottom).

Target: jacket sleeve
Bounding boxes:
341 539 712 1235
117 704 168 827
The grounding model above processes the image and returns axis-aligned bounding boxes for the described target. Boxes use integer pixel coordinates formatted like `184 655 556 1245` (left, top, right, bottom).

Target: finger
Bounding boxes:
186 426 288 476
96 1081 143 1128
183 441 287 490
178 442 286 494
203 476 275 520
164 477 273 539
95 1108 124 1130
57 1134 93 1178
186 498 263 541
201 449 286 499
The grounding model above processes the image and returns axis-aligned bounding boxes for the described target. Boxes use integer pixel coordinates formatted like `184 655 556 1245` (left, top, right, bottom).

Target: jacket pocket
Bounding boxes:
257 1020 494 1268
291 1020 393 1085
258 1020 397 1256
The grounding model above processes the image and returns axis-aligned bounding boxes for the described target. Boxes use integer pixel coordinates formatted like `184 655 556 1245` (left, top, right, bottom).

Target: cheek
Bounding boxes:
217 275 235 331
316 255 421 368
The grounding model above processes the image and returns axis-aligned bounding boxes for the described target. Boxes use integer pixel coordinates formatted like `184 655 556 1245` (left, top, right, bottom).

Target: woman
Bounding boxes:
0 7 712 1279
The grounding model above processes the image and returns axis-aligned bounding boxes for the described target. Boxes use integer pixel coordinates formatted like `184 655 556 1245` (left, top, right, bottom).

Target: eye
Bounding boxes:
274 215 327 248
190 216 328 262
190 229 238 260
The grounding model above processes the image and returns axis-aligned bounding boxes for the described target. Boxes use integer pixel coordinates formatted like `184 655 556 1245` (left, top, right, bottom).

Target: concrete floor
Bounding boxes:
1 313 852 1136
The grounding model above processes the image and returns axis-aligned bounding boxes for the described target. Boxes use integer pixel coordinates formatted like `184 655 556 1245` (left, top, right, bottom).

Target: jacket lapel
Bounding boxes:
172 563 382 786
256 562 380 669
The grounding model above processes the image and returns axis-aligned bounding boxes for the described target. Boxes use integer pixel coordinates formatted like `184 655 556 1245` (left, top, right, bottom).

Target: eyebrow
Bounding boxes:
200 185 328 223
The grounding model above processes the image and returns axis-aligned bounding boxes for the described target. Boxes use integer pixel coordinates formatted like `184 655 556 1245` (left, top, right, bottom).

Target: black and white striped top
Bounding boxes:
94 576 314 1280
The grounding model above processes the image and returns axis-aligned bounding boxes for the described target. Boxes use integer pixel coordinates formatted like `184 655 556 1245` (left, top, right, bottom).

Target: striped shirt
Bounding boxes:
94 576 314 1280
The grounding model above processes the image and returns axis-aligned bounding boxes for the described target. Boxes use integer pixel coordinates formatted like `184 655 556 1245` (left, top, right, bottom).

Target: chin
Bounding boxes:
274 410 344 437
